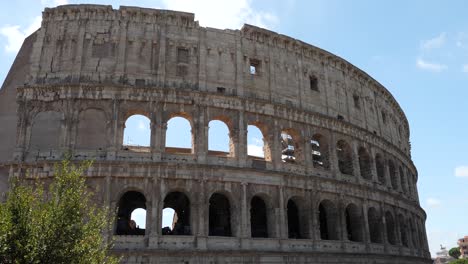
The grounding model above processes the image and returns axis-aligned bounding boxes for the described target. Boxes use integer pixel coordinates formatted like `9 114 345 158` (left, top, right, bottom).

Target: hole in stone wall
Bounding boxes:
209 193 232 237
116 191 146 236
311 134 329 169
165 116 193 154
247 125 265 158
162 192 191 235
358 147 372 180
309 75 318 91
250 196 268 238
375 154 386 184
281 131 296 163
162 208 176 233
399 215 408 247
336 140 354 175
318 200 339 240
368 207 383 243
249 59 260 75
123 114 151 150
287 199 301 239
385 211 397 245
353 95 360 109
208 120 230 156
345 203 364 242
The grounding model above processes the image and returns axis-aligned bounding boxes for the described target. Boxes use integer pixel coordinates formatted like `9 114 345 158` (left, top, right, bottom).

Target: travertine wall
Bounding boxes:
0 5 430 264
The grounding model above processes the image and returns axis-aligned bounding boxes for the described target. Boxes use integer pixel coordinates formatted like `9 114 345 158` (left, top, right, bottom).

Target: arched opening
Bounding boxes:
345 203 364 242
399 215 408 247
165 116 193 154
336 140 354 175
162 192 191 235
399 166 407 193
123 114 151 151
115 191 146 235
318 200 339 240
281 130 296 163
375 154 386 184
287 199 301 239
247 125 265 158
208 120 231 156
385 211 397 245
162 208 176 234
311 134 329 169
250 196 268 238
209 193 232 237
389 160 398 189
358 147 372 180
368 207 383 243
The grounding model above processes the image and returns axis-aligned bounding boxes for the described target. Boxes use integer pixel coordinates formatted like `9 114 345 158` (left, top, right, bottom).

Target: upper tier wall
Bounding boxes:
24 4 410 156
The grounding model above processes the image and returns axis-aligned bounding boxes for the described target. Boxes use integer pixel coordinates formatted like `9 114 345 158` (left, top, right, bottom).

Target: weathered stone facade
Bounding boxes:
0 5 431 264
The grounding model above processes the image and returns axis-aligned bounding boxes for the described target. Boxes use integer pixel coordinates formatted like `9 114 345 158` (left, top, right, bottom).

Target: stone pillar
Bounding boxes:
270 122 281 170
152 103 162 161
351 140 361 183
362 201 371 246
303 134 312 173
338 199 347 242
240 182 249 238
237 110 247 167
369 147 378 183
149 176 160 243
309 190 318 242
194 106 207 163
329 132 339 180
278 186 287 239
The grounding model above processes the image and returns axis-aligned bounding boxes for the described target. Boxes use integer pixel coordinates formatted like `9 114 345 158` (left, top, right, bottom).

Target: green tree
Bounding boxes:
449 259 468 264
0 159 119 264
450 247 462 260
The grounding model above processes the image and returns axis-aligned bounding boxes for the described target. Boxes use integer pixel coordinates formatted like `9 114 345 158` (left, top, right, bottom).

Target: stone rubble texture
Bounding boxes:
0 5 432 264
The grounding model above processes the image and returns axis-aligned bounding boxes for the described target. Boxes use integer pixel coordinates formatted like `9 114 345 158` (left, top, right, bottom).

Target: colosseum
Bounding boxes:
0 4 431 264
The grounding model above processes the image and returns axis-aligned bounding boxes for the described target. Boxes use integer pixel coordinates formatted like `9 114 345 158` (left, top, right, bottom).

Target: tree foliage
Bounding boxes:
0 159 119 264
449 247 462 260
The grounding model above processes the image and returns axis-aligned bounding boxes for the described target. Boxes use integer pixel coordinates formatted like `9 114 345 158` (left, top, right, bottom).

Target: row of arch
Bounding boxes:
115 190 426 250
26 110 416 196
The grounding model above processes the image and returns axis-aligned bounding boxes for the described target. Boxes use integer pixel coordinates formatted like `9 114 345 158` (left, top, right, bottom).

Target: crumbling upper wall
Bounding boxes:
7 4 411 157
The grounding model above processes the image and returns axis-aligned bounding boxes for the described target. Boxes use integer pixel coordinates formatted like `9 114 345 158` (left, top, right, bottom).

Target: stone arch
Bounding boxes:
281 128 302 163
162 191 191 235
311 133 330 169
77 108 108 150
385 211 397 245
122 113 151 149
388 159 398 190
250 195 270 238
358 147 372 180
399 166 407 193
29 111 63 151
208 192 232 237
375 153 386 184
345 203 365 242
286 196 309 239
115 191 146 236
336 139 354 175
208 118 233 156
368 207 383 243
399 214 408 247
247 123 267 159
318 199 339 240
165 114 193 154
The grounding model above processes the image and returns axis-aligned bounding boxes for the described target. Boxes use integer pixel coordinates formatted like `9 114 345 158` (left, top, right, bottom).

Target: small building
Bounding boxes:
458 236 468 259
433 245 454 264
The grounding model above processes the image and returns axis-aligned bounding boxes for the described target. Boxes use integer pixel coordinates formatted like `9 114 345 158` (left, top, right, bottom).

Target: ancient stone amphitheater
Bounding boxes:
0 5 431 264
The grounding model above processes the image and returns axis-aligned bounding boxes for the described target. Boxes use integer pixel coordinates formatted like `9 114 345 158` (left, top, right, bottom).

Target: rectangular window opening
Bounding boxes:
310 75 318 91
249 59 260 75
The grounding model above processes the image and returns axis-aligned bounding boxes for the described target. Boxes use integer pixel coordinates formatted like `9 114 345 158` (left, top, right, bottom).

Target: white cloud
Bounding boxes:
455 165 468 177
161 0 278 30
0 16 42 53
247 144 264 158
416 58 447 72
41 0 69 6
421 33 446 51
462 64 468 73
426 198 442 208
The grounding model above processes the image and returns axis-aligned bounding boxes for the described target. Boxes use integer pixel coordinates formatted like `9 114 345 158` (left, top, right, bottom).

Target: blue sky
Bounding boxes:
1 0 467 256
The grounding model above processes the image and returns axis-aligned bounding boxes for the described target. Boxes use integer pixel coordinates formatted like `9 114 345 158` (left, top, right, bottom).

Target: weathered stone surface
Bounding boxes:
0 4 431 264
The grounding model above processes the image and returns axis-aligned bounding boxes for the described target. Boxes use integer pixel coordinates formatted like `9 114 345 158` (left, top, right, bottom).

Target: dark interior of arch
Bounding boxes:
116 191 146 235
368 208 383 243
250 196 268 238
163 191 191 235
287 199 301 239
311 135 329 169
399 216 408 247
358 147 372 180
389 161 398 189
385 212 397 245
319 201 338 240
345 204 364 242
209 193 232 237
337 140 354 175
376 154 386 184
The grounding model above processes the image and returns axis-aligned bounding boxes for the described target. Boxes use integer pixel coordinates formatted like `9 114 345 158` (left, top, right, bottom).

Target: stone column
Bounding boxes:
152 103 162 161
237 110 247 167
194 106 207 163
240 182 249 238
278 186 287 239
362 201 371 247
270 122 281 170
329 132 339 180
351 140 361 183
